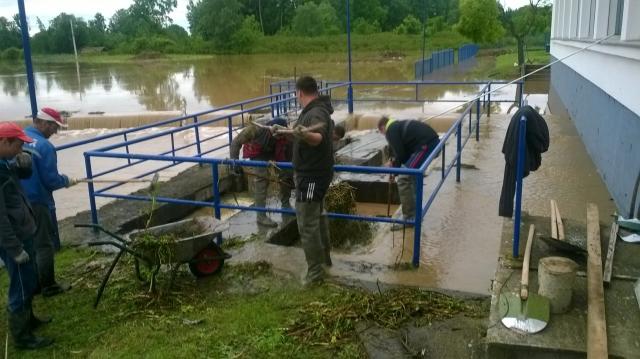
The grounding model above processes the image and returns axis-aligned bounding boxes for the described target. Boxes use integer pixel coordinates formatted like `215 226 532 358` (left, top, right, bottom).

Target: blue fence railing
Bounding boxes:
458 44 479 62
415 49 455 79
73 80 528 267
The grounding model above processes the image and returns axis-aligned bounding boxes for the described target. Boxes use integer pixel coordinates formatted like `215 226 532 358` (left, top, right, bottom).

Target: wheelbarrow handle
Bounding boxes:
75 223 129 245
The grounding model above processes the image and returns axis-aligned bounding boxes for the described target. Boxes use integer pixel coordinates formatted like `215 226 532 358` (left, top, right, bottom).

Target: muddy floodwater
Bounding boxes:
1 53 496 121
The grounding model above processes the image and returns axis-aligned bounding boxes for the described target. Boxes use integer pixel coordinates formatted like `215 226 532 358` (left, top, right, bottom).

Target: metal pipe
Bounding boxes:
513 115 528 258
17 0 37 118
413 173 425 267
346 0 353 114
456 121 462 182
84 153 98 225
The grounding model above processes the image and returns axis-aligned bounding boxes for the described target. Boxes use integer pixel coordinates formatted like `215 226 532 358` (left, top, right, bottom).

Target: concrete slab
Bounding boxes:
486 215 640 358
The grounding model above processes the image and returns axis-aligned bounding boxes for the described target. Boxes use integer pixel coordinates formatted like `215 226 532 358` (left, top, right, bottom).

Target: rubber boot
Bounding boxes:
9 309 54 350
42 282 71 297
30 310 52 330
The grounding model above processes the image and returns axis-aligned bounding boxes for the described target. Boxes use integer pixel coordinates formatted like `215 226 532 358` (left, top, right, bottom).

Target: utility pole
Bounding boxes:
70 18 81 96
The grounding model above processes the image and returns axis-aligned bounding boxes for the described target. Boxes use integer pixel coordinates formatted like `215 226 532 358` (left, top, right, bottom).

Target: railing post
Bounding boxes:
212 163 222 245
456 121 462 182
227 117 233 146
17 0 37 119
347 84 354 114
512 115 528 258
270 85 276 118
487 82 492 117
441 145 446 180
170 132 176 163
518 81 524 107
475 99 480 141
193 115 202 157
84 153 98 225
413 173 424 267
240 104 245 127
123 133 131 164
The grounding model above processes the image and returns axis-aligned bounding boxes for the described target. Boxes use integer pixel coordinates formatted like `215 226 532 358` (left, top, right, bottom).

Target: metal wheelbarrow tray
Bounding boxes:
75 216 231 308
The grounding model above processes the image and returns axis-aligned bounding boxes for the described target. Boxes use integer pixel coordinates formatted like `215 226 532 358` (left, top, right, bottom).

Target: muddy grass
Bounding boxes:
0 247 489 358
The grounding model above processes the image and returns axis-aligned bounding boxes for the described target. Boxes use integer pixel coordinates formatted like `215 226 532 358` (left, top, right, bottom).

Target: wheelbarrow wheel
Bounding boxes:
189 243 225 277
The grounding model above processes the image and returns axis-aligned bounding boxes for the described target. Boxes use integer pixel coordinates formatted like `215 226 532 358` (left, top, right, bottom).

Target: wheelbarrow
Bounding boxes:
75 216 231 308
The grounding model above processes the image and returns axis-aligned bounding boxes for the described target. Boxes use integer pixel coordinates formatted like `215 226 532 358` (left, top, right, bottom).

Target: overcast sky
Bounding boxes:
0 0 535 33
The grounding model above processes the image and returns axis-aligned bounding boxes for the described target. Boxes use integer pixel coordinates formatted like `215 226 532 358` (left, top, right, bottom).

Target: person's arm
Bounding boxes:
230 126 256 159
386 129 406 167
36 142 69 191
0 181 24 258
295 116 326 146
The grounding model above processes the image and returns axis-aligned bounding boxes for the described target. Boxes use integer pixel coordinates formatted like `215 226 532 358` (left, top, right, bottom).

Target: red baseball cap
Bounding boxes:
0 122 33 143
36 107 68 128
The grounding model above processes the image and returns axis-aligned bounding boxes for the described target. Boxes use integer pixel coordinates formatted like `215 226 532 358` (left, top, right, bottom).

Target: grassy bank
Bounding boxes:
4 31 469 66
0 246 487 358
489 49 550 79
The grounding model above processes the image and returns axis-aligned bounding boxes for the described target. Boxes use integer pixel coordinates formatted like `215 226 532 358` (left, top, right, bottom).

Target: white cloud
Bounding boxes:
0 0 190 32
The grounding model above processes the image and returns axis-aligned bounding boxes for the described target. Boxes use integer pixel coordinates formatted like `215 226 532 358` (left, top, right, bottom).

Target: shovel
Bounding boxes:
500 224 550 334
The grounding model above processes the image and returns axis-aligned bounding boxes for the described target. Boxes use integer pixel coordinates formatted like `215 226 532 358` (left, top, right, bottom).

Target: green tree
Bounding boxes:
502 0 551 66
188 0 244 48
455 0 504 44
394 15 422 35
231 15 262 51
47 13 89 53
0 16 21 50
292 1 339 37
87 13 107 47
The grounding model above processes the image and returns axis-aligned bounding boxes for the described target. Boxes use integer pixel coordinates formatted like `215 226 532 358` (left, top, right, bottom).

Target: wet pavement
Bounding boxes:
228 105 616 296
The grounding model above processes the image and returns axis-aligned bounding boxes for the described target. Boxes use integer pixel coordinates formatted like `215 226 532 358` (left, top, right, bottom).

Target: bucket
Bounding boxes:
538 256 578 314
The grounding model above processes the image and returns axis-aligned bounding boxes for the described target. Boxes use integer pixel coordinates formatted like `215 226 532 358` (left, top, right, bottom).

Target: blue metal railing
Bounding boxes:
458 44 479 62
78 80 512 267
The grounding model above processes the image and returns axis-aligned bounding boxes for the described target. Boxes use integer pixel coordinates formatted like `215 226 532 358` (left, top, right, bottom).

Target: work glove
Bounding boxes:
65 175 79 187
271 124 288 136
13 250 30 265
14 152 32 170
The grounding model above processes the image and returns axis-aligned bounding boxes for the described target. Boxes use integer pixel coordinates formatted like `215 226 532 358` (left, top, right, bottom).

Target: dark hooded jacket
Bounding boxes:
292 95 335 178
499 105 550 217
0 158 37 257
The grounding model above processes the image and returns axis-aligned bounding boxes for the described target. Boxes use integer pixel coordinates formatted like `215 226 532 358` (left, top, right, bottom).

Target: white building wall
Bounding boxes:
621 0 640 41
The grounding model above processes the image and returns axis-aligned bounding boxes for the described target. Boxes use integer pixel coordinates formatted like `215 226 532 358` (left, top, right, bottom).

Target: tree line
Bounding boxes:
0 0 549 60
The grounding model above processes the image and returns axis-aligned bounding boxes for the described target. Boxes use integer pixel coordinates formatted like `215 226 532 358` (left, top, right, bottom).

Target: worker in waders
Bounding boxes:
21 108 74 297
230 117 294 227
378 116 440 231
0 123 54 350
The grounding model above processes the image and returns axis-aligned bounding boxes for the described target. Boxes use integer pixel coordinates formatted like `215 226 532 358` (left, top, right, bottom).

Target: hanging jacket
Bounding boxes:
499 106 550 217
0 159 36 258
20 127 69 210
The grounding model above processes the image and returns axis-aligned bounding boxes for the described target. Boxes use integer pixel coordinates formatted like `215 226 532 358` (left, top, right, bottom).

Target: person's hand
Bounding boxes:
384 160 393 167
13 250 30 264
65 176 79 187
271 124 287 134
292 126 307 140
230 164 243 177
14 152 32 169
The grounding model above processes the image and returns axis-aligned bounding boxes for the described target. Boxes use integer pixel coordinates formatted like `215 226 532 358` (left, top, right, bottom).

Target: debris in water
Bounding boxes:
325 181 373 249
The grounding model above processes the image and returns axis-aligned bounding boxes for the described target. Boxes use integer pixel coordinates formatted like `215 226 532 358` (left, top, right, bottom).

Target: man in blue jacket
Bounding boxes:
21 107 76 297
0 122 54 349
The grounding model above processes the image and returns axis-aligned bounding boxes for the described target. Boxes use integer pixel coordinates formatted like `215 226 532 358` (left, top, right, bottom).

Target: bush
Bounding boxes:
394 15 422 35
231 15 263 52
1 47 22 62
353 18 380 35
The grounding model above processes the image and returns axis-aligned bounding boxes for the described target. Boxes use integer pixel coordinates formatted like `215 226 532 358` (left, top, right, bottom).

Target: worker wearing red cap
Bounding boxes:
20 108 75 297
0 122 54 349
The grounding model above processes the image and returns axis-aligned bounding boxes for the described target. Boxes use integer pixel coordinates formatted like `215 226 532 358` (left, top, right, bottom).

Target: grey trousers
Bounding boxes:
251 167 294 217
295 200 331 281
396 174 416 220
32 204 57 288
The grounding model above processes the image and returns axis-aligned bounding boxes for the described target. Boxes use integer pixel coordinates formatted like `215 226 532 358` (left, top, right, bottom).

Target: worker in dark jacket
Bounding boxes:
498 105 549 217
21 107 74 297
378 117 440 231
0 122 53 350
229 117 294 227
279 76 335 284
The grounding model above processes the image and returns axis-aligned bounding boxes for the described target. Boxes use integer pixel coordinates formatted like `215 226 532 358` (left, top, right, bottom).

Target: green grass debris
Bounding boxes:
325 182 373 249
